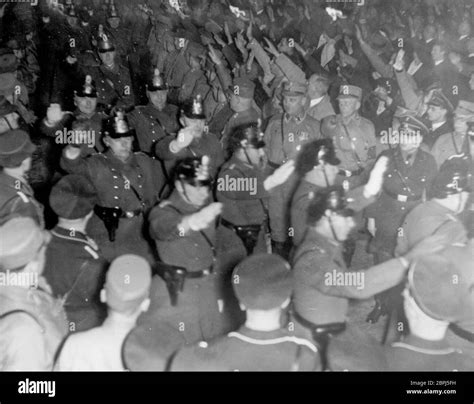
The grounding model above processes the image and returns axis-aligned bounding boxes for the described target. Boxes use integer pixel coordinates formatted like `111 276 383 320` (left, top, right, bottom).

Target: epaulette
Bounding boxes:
158 200 172 208
134 151 148 157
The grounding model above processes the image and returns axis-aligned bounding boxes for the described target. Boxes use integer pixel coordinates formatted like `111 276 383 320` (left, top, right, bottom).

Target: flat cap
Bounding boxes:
106 254 152 312
232 253 292 310
50 175 97 219
0 129 35 168
0 217 47 271
400 115 430 137
337 84 362 100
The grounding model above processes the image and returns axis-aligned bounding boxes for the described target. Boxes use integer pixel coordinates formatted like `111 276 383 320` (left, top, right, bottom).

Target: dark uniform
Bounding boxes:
60 114 165 263
367 142 438 261
128 103 179 155
43 175 108 333
0 130 43 227
170 254 321 371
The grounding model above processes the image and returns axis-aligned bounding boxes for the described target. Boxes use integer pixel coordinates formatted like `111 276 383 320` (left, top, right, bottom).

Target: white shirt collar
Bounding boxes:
434 59 444 66
310 96 325 108
431 121 446 131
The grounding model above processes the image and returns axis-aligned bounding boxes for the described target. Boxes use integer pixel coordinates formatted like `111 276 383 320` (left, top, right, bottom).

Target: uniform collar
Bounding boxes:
285 110 306 123
397 334 452 352
168 190 203 214
52 226 89 242
234 326 289 341
0 171 32 192
104 149 137 168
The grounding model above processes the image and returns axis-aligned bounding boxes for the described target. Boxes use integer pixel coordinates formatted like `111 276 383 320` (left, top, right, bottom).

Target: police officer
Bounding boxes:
43 175 107 333
0 129 43 227
264 80 321 258
217 123 295 255
367 116 438 264
61 110 165 263
365 116 438 324
127 69 179 155
396 156 471 256
86 34 135 113
431 99 474 167
103 2 132 65
322 85 377 190
155 95 224 178
0 217 68 370
122 157 245 370
42 75 107 155
170 254 321 371
220 77 261 144
385 254 473 371
291 186 447 370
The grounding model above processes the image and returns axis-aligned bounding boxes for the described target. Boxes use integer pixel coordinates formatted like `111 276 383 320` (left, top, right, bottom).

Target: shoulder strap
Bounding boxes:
52 332 72 369
0 309 43 328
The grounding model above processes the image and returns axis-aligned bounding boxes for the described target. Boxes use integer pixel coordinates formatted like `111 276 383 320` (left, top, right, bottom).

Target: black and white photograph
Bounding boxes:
0 0 473 401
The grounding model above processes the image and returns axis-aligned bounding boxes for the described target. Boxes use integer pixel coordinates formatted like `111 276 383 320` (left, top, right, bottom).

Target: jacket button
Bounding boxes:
114 196 119 199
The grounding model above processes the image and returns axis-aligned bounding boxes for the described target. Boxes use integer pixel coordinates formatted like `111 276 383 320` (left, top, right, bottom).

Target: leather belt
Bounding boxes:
268 161 282 169
292 309 346 334
121 209 143 219
449 323 474 343
186 268 213 278
384 189 422 202
338 167 364 177
221 218 261 232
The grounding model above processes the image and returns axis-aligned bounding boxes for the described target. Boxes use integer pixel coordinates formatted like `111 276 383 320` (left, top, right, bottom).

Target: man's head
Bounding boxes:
308 74 330 99
296 139 340 186
398 115 428 153
103 111 135 161
146 69 168 111
426 90 452 124
404 252 472 340
0 129 35 174
107 4 120 29
97 35 116 68
232 253 292 312
337 85 362 118
180 95 206 135
74 75 98 115
431 42 447 63
282 81 307 116
307 186 355 242
66 5 79 27
0 217 50 284
229 77 255 113
174 156 212 208
102 254 151 316
453 100 474 134
429 156 471 213
227 123 265 166
423 24 436 42
50 174 97 224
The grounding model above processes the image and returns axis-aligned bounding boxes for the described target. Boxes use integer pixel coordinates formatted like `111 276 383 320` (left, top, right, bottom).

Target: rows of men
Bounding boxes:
0 0 473 371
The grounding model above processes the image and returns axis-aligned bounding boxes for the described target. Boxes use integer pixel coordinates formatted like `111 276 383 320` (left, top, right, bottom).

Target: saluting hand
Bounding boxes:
188 202 223 231
364 156 389 198
264 160 295 191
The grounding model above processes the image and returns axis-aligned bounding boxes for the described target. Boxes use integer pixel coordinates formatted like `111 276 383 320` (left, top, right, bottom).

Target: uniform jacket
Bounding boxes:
264 111 321 167
128 103 179 155
86 64 135 111
292 229 407 325
220 107 261 143
43 226 108 332
217 156 268 226
431 132 469 168
330 114 377 172
423 120 453 150
0 283 68 370
61 149 164 212
0 171 44 227
155 132 224 177
386 335 473 371
170 325 320 371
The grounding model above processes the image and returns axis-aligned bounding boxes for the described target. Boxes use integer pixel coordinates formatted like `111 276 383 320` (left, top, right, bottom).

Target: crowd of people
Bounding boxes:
0 0 473 371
